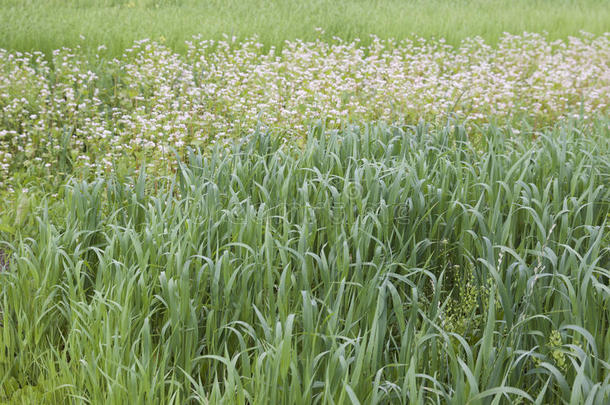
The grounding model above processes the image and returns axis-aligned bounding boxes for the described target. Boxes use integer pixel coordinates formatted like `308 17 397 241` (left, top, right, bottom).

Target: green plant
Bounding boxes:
0 122 608 403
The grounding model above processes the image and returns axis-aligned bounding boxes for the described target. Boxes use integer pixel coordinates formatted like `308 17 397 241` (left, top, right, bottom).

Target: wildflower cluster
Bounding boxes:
1 32 609 188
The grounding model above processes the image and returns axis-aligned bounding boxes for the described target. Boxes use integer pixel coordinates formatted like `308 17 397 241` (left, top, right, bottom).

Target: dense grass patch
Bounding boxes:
1 123 608 403
1 0 609 57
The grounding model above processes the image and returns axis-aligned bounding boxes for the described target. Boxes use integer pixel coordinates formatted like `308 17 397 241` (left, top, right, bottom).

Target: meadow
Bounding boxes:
1 0 610 57
1 34 608 195
0 1 609 404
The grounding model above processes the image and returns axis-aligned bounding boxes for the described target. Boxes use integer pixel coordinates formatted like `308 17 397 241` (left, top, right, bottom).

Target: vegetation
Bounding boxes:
0 0 609 403
1 122 609 403
1 34 608 197
1 0 609 57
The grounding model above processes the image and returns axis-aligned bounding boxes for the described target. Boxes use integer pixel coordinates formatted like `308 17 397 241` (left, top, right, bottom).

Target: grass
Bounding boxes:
0 1 608 401
1 0 609 57
1 122 608 403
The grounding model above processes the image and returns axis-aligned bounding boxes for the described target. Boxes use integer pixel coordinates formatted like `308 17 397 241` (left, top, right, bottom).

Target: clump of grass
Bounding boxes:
0 122 608 403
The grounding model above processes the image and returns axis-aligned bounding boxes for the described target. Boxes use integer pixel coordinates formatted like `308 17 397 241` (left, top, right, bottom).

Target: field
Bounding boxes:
1 0 610 56
1 1 609 404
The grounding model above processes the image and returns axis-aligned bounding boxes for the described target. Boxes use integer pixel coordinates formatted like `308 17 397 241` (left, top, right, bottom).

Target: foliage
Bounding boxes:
1 33 609 192
1 123 608 403
1 0 609 57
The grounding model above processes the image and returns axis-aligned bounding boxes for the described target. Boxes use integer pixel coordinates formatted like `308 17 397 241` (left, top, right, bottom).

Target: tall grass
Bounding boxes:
1 0 609 57
0 122 609 403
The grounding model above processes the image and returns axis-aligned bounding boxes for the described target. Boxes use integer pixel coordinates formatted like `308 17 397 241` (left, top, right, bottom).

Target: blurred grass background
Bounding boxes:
1 0 608 57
